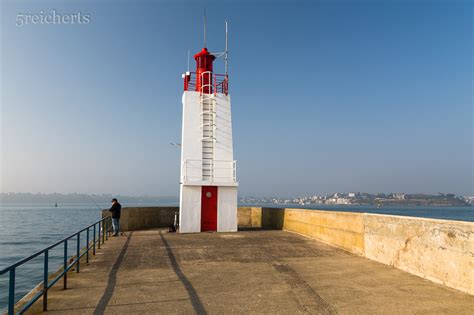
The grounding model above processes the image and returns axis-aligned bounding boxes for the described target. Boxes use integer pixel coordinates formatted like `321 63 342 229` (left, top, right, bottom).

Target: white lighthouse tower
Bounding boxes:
179 22 238 233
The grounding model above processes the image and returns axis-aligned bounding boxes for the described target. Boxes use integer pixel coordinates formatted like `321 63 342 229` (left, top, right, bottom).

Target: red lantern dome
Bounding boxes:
194 48 215 94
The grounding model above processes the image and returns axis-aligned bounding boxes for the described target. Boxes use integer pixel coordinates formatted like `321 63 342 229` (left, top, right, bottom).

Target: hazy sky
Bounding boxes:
0 0 472 197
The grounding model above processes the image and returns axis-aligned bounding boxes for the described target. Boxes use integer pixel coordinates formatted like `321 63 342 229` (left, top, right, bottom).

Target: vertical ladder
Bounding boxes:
200 71 216 182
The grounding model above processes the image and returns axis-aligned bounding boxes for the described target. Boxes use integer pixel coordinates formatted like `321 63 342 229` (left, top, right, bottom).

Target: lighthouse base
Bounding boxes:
179 184 237 233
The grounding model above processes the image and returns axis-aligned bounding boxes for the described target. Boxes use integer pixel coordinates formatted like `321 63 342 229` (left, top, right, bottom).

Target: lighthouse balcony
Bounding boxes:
181 159 237 186
182 71 229 95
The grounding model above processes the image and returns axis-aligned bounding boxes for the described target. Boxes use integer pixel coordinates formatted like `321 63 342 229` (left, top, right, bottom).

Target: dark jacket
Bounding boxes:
109 202 121 219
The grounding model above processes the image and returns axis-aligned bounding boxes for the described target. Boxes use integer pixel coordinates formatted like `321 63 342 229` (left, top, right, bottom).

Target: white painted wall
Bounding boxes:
214 94 233 161
217 186 238 232
181 92 236 185
214 93 236 183
179 184 201 233
181 91 202 184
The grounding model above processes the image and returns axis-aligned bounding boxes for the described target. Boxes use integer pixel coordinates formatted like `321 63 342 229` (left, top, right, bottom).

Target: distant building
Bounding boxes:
336 198 351 205
326 197 351 205
463 196 474 204
392 193 406 200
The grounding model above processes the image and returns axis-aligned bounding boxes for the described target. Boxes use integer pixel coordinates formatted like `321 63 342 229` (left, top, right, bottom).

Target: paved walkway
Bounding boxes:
26 229 474 314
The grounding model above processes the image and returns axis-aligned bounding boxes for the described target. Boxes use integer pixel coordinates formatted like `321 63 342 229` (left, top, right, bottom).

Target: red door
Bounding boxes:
201 186 218 231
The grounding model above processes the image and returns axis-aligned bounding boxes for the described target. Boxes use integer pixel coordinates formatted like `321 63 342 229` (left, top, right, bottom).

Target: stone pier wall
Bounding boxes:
237 207 263 228
102 207 179 231
363 214 473 295
280 208 365 255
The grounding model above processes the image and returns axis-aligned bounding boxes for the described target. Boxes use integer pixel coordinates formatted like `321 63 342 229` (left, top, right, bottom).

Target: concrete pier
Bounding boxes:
103 207 474 295
24 229 474 314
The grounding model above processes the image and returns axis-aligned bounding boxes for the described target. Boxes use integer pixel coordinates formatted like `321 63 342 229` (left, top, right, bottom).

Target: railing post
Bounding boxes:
183 160 187 181
86 227 90 263
233 161 236 182
214 73 217 96
102 220 105 244
106 219 109 240
76 233 80 273
225 75 229 95
8 268 15 315
93 224 96 254
63 240 68 289
43 250 48 311
98 223 101 249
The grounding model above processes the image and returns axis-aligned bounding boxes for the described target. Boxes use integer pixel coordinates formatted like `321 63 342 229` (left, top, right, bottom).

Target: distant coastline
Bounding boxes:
0 193 178 205
1 192 472 207
240 192 473 207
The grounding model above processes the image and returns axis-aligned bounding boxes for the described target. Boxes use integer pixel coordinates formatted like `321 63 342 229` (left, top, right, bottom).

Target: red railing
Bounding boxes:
183 72 229 95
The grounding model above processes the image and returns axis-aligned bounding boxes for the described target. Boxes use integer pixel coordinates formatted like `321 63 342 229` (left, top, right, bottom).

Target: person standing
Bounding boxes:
109 198 121 236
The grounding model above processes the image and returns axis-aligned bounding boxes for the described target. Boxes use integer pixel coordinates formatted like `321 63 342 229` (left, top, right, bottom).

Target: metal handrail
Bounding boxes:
183 71 229 95
181 159 237 183
0 216 112 314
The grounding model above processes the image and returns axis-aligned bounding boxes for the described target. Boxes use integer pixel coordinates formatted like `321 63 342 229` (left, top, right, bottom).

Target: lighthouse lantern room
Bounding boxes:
179 21 238 233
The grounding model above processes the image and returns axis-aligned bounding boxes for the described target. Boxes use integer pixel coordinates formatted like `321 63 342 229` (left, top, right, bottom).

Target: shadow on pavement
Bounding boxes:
159 233 207 315
93 232 133 315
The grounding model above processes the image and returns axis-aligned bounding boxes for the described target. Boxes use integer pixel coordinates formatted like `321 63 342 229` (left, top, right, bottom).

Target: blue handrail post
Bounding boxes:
93 224 96 254
98 223 101 249
8 268 15 315
76 233 80 273
86 228 90 263
43 250 49 311
102 220 105 244
63 240 68 290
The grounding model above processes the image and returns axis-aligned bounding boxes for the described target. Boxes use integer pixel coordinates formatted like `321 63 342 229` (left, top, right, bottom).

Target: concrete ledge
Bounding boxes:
363 213 474 295
237 207 262 228
102 207 178 231
282 208 365 255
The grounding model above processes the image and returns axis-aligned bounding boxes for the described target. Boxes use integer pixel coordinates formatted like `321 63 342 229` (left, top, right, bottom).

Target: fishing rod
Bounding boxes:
87 194 108 234
87 194 104 211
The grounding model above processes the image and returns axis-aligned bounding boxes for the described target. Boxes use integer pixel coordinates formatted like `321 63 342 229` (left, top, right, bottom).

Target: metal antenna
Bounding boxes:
225 20 229 76
203 9 207 47
187 49 190 72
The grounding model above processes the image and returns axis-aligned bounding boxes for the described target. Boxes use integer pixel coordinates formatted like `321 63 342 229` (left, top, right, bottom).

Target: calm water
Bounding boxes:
1 203 473 310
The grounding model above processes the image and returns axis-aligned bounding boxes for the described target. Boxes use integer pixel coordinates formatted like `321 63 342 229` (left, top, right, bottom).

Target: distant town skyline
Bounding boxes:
1 0 472 196
1 191 471 200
